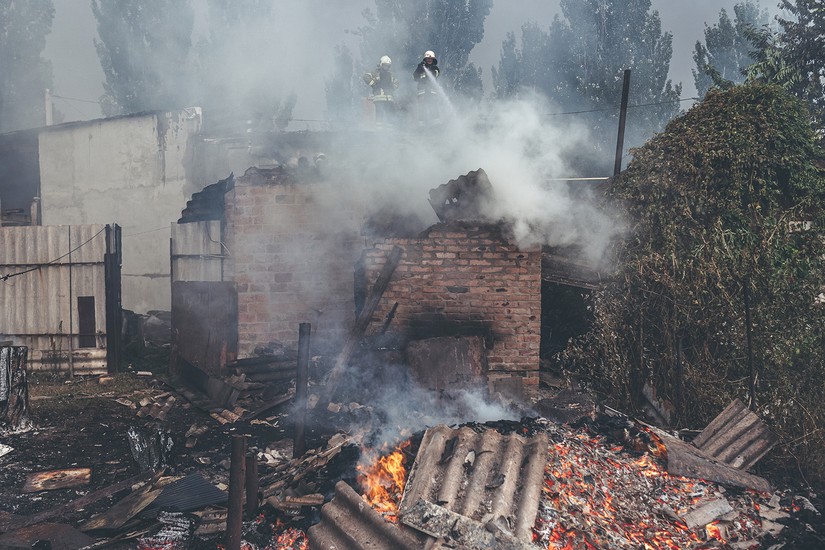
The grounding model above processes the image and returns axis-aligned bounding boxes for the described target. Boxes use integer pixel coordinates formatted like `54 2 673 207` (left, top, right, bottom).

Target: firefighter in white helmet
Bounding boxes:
413 50 440 125
363 55 399 127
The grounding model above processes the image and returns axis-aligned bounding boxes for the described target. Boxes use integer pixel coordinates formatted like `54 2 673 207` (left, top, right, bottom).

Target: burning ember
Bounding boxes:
356 440 411 522
533 421 764 549
273 527 309 550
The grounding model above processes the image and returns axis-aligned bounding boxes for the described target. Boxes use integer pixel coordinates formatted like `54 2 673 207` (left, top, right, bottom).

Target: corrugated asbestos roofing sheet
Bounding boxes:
400 424 548 543
691 398 777 471
307 480 423 550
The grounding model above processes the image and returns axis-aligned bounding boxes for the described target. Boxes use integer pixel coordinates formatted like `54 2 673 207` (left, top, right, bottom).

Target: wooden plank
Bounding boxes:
80 478 164 531
22 468 91 493
660 432 772 493
0 471 156 533
692 399 777 470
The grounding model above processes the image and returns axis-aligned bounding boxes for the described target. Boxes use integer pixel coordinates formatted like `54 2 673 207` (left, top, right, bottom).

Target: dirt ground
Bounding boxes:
0 347 319 548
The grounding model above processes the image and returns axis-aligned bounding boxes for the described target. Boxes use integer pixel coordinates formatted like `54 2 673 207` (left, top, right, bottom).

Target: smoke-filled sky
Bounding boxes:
44 0 783 124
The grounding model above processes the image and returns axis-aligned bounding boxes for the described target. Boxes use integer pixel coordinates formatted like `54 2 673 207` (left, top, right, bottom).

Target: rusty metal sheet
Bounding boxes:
691 399 777 470
22 468 91 493
400 425 548 543
307 480 423 550
171 281 238 374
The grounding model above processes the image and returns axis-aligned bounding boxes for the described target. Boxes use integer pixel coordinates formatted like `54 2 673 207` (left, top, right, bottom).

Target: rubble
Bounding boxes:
1 321 823 549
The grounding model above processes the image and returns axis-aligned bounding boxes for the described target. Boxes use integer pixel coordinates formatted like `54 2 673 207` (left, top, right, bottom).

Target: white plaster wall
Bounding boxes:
39 110 202 313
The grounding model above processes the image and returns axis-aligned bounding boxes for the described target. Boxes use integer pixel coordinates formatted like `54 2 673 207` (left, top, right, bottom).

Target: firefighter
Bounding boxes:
363 55 398 127
413 50 440 125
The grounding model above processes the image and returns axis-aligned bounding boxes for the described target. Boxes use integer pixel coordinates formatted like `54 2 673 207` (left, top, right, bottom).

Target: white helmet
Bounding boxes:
424 50 435 59
380 55 391 69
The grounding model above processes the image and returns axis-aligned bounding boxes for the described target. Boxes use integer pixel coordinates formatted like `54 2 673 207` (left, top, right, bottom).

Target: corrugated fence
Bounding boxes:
0 224 110 373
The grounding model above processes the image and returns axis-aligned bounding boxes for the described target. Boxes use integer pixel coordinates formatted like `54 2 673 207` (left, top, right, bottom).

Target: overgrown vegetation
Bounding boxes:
561 83 825 484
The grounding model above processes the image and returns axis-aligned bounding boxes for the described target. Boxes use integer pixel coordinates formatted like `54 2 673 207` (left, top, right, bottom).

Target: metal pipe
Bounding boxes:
293 322 311 458
67 226 74 378
226 434 247 549
614 69 631 176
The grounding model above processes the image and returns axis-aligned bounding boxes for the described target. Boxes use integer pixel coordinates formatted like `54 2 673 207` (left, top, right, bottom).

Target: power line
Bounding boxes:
51 94 102 105
545 96 699 117
0 227 107 281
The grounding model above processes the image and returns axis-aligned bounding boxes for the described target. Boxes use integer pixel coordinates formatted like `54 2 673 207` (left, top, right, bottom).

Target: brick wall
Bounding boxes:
225 170 364 356
361 223 541 389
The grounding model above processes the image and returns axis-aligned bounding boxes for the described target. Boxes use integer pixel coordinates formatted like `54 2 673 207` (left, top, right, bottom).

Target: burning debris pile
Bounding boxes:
318 416 824 550
1 357 824 549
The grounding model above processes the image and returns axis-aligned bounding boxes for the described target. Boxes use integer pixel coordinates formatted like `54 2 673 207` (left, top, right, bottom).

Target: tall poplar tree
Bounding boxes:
92 0 194 115
0 0 54 132
692 2 769 97
493 0 681 175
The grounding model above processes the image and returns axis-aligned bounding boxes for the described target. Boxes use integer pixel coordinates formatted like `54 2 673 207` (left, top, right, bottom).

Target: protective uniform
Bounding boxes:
363 55 399 127
413 51 440 125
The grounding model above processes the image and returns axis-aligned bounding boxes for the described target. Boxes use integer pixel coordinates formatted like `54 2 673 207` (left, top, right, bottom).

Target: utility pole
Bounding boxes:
44 89 53 126
613 69 631 176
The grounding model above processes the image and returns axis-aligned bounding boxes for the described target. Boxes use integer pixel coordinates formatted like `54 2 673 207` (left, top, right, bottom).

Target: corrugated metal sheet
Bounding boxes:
171 220 225 282
141 473 227 515
307 481 423 550
0 224 109 373
400 425 548 543
691 399 777 470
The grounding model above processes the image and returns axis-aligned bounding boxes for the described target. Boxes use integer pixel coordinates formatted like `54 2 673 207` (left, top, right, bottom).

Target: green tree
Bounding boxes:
92 0 194 115
494 0 681 175
746 0 825 134
355 0 492 96
563 84 825 481
692 2 769 97
0 0 54 132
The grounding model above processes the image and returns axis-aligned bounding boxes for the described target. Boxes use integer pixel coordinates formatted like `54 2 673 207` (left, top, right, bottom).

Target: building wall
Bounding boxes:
361 224 542 388
224 170 365 356
38 110 202 313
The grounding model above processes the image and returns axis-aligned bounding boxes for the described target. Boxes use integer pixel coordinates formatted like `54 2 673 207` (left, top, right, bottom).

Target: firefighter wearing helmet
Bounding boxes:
413 50 440 125
363 55 399 127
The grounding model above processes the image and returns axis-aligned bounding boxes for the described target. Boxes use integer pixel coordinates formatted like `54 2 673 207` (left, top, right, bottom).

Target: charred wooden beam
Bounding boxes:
658 430 772 493
320 245 403 406
0 471 157 534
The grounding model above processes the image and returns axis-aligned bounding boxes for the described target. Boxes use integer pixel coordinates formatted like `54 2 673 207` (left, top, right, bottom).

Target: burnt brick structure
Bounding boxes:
223 170 365 357
361 223 542 390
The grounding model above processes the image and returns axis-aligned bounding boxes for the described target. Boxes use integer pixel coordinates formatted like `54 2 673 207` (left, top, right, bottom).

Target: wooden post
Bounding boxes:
293 323 311 458
245 453 259 519
226 434 247 549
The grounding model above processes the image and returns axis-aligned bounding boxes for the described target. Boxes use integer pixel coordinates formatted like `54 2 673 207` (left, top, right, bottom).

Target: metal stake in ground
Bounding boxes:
293 322 311 458
226 434 247 549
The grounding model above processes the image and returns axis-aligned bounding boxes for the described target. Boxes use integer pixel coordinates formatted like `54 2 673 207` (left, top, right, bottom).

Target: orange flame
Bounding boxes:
357 440 411 522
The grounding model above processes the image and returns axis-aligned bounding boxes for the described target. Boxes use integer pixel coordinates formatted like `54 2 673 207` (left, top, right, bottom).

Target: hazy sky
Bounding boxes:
44 0 781 124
